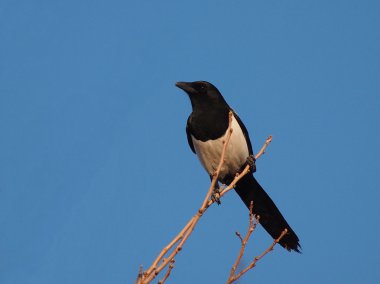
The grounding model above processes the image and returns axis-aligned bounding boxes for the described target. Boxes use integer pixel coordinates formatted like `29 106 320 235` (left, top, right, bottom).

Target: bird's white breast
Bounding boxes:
191 116 250 181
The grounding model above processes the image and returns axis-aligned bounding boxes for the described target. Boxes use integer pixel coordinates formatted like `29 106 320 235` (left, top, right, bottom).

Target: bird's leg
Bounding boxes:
210 175 222 205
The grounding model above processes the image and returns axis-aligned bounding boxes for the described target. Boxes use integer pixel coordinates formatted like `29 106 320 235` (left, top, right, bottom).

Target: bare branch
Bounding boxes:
144 219 193 278
255 135 272 160
228 229 288 283
158 259 175 284
137 120 274 283
227 202 259 284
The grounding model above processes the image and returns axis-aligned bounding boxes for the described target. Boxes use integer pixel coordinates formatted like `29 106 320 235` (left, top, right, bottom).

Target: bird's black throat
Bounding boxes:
187 107 230 141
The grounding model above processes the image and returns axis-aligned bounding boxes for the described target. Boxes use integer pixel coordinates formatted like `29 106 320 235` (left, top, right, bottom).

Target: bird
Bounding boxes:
176 80 301 252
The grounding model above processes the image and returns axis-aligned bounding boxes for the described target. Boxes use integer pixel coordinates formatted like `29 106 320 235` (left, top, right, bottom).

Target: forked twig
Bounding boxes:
158 259 175 284
227 228 288 283
227 202 259 283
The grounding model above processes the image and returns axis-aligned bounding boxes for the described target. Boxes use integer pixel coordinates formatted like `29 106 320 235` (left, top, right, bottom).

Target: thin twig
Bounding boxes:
134 266 143 284
235 232 243 244
158 259 175 284
144 219 192 278
227 202 259 284
255 135 272 160
228 229 288 283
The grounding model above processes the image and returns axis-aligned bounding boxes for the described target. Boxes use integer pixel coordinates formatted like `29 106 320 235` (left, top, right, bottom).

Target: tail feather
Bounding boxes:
234 174 301 252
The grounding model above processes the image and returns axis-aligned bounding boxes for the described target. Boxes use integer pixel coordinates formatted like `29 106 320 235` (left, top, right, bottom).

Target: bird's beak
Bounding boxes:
175 82 195 95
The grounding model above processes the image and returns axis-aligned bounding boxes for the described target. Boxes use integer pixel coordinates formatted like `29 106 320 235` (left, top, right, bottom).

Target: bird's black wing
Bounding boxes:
186 116 196 154
232 110 253 155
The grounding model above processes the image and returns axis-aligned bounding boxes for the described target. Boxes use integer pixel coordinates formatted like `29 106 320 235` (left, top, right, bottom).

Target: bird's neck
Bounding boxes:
189 107 230 141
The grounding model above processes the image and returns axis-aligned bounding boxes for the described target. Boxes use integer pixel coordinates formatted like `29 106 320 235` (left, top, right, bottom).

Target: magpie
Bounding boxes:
176 80 301 252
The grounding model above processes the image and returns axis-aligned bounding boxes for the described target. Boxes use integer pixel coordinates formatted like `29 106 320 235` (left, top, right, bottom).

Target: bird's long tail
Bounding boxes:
234 174 301 252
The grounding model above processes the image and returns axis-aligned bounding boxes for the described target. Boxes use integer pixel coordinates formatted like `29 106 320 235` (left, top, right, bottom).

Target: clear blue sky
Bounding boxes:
1 1 379 283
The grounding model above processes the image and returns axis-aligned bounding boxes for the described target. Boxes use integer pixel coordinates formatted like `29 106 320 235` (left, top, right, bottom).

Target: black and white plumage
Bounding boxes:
176 80 301 252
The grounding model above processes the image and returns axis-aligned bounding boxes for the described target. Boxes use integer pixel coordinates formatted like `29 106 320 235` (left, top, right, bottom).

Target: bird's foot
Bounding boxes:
246 155 256 173
211 187 222 205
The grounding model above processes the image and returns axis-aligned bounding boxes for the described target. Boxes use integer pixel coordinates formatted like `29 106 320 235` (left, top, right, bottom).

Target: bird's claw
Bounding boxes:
246 155 256 173
211 188 222 205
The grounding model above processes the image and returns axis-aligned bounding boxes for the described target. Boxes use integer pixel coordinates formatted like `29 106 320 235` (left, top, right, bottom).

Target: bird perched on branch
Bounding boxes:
176 80 301 252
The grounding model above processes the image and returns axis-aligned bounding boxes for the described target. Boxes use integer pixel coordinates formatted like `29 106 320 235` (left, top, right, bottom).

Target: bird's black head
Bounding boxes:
175 81 229 111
